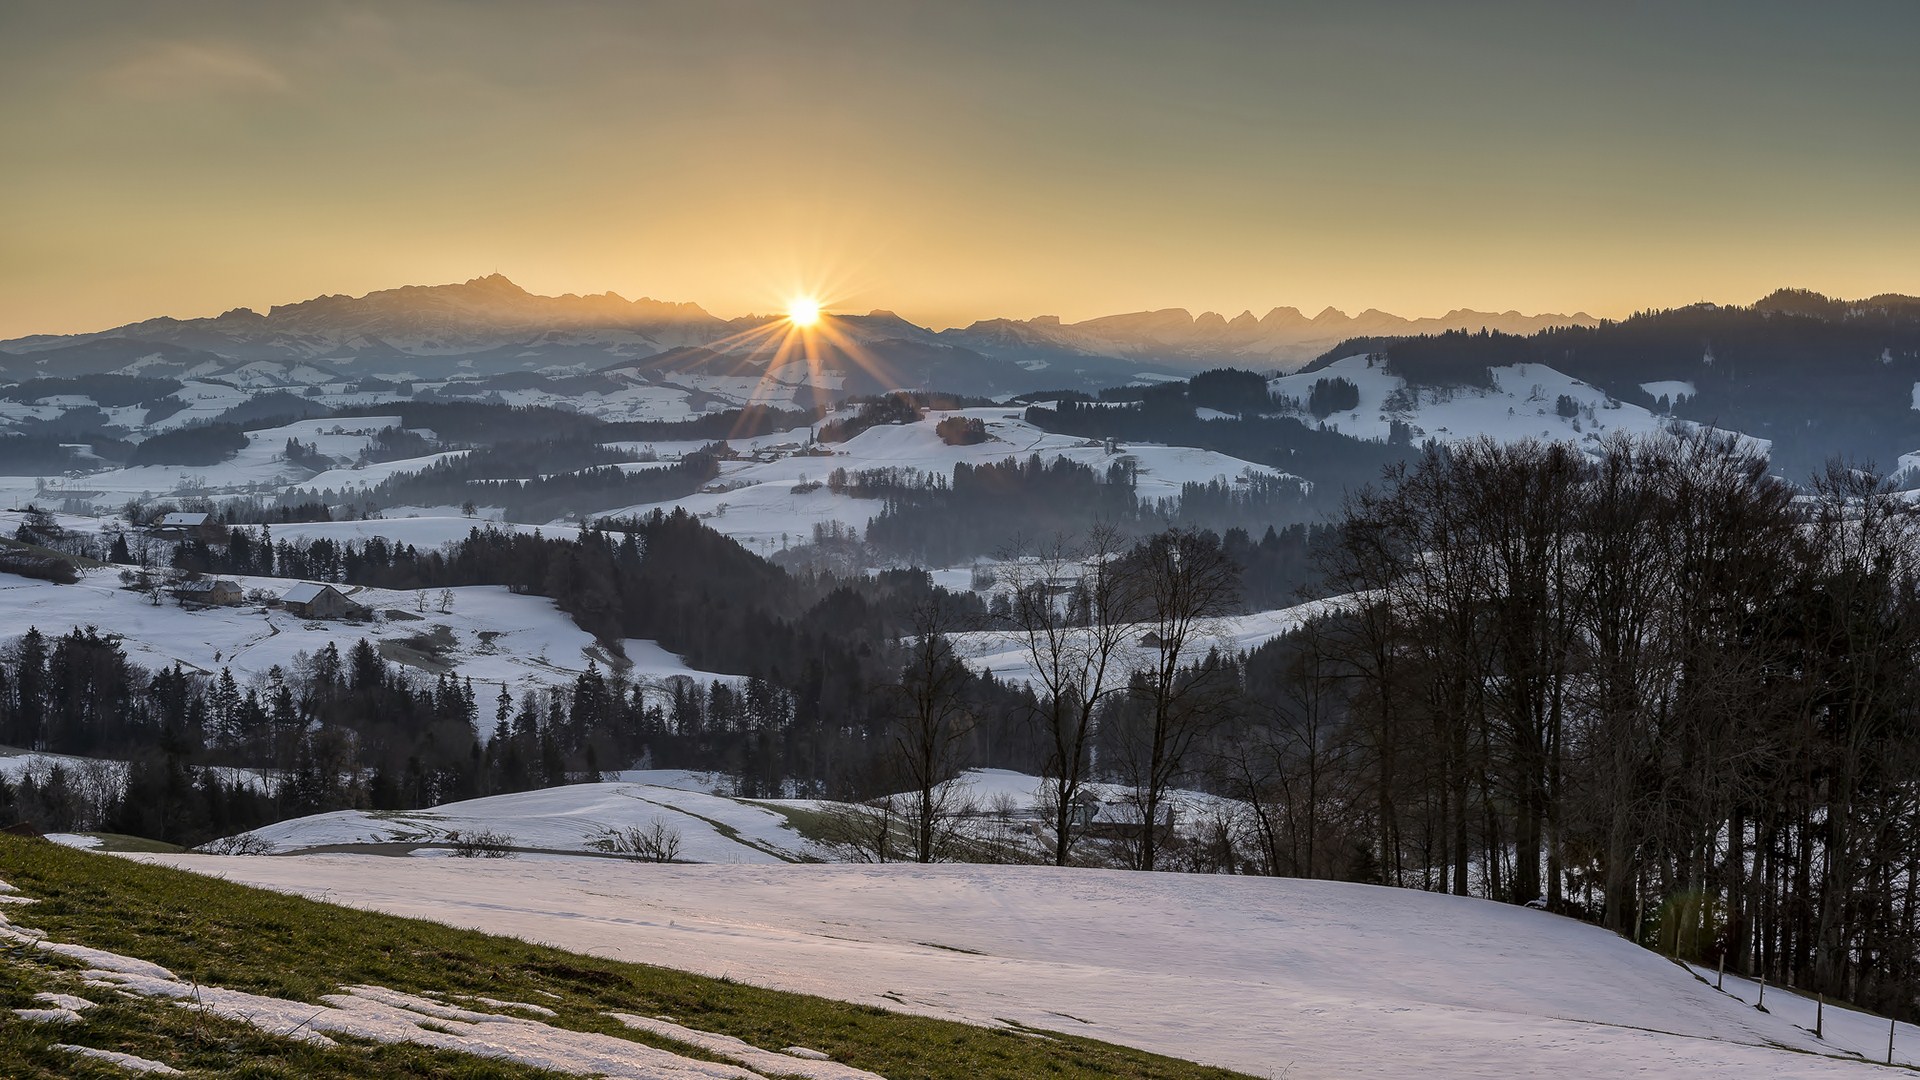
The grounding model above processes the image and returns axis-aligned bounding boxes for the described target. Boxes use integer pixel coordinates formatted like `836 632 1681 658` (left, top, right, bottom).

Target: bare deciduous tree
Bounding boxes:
885 594 978 863
998 525 1137 866
1112 527 1241 871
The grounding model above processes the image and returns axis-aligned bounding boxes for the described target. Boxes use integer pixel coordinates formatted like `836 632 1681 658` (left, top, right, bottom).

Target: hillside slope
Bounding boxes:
137 855 1903 1079
0 837 1237 1079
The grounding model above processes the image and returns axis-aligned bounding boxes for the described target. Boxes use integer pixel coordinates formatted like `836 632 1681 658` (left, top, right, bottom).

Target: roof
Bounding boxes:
173 578 237 594
279 582 340 605
157 512 209 527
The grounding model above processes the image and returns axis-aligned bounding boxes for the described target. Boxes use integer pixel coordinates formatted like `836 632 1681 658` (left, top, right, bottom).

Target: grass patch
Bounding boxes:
0 836 1250 1079
747 800 845 847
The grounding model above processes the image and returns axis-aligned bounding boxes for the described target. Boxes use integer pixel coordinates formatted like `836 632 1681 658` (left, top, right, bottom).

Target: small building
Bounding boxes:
149 511 221 542
171 578 243 607
278 582 366 620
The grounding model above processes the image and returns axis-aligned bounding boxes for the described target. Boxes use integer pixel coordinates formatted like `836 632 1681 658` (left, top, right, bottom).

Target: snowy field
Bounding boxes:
0 566 736 706
3 416 411 511
952 598 1346 687
134 856 1904 1079
602 407 1301 553
1272 355 1768 454
231 778 819 863
219 767 1238 862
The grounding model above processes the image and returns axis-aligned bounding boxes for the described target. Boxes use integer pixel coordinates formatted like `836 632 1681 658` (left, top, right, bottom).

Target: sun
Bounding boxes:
786 296 821 327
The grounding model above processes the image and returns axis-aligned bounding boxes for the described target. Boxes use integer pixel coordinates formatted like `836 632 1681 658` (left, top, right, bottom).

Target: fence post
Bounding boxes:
1816 994 1824 1040
1716 952 1725 992
1890 1017 1897 1065
1757 974 1767 1012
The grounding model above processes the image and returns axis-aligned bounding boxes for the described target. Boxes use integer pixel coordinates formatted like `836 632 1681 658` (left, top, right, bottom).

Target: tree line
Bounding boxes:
1235 429 1920 1018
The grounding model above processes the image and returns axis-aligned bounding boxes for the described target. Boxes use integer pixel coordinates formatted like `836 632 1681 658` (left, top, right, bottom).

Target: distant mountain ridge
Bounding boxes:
5 278 1913 410
937 303 1598 368
1 273 1597 378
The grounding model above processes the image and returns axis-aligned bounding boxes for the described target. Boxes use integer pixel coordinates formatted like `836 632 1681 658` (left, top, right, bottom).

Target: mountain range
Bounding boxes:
0 274 1598 393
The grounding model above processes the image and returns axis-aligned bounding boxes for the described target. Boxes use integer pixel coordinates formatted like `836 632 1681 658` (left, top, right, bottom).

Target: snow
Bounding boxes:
1640 379 1697 402
0 878 868 1080
277 581 336 605
0 746 275 796
14 991 97 1026
1271 355 1765 454
611 1015 885 1080
0 415 420 511
953 597 1342 687
226 780 819 862
0 567 738 707
52 1045 182 1075
600 408 1299 555
45 833 105 850
301 450 469 492
133 857 1901 1079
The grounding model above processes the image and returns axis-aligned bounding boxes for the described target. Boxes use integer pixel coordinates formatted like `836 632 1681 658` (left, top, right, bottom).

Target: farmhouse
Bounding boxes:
149 511 221 542
278 582 367 620
171 578 243 607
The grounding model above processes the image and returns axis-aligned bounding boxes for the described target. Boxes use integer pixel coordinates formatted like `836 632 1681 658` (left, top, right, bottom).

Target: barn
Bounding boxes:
149 511 221 542
171 578 244 607
278 582 367 620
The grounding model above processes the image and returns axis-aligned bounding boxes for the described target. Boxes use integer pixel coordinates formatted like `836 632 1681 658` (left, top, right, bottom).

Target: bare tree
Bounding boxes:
1221 617 1362 877
998 525 1138 866
819 797 901 863
1112 527 1242 871
885 593 977 863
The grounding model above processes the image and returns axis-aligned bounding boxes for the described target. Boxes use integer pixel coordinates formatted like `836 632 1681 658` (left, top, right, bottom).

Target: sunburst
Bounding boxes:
690 286 898 437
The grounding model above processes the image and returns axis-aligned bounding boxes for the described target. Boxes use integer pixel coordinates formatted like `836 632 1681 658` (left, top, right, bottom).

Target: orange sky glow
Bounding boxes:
2 1 1916 339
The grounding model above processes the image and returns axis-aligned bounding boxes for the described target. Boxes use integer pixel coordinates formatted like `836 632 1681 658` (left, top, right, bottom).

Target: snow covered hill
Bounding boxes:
134 855 1902 1079
1271 354 1769 454
602 406 1303 553
0 565 735 707
226 775 819 863
210 767 1244 864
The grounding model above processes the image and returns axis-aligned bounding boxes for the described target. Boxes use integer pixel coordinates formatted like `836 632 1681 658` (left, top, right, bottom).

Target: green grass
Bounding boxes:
745 800 845 846
0 836 1251 1079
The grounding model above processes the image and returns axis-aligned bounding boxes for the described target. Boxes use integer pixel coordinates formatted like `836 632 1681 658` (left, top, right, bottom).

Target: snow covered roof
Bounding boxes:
157 512 209 527
173 578 236 594
278 582 338 605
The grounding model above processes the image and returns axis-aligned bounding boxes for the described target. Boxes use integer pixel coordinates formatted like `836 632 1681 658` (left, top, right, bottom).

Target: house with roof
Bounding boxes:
170 578 244 607
148 511 221 542
277 582 367 620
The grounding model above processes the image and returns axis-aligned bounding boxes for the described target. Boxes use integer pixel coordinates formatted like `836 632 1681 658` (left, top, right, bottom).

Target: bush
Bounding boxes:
592 820 683 863
444 829 516 858
199 833 275 855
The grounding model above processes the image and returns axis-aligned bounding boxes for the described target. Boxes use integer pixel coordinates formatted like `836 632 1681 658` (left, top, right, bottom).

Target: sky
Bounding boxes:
2 0 1916 339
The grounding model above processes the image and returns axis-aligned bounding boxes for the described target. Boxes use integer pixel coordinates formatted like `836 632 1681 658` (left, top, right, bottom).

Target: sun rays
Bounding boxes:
687 288 899 437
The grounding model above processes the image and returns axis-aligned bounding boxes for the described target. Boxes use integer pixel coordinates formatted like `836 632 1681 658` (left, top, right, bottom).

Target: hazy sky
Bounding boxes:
3 0 1916 338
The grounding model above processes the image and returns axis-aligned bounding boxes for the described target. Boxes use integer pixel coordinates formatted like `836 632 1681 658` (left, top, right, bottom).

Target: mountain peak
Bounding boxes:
463 273 528 295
